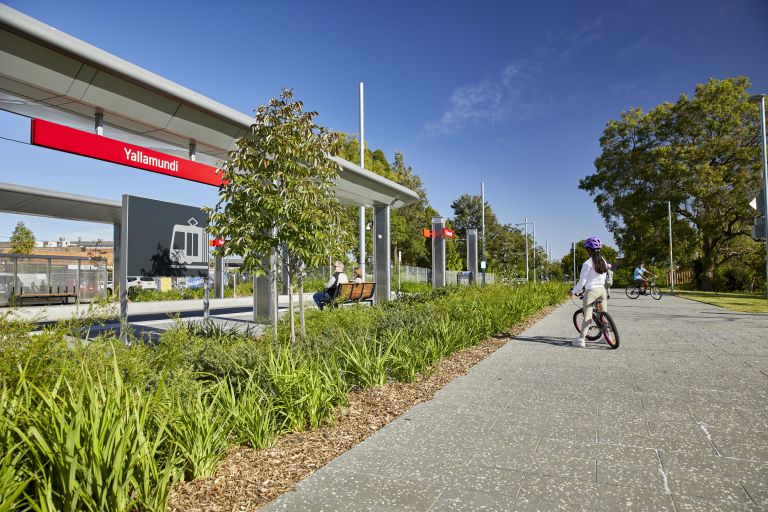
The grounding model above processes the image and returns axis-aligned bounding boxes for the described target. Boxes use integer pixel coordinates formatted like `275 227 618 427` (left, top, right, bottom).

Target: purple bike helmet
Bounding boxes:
583 237 602 250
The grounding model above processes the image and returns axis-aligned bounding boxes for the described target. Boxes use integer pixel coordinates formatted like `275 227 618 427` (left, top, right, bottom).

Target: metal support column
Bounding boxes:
373 205 391 303
432 217 446 289
281 244 289 295
119 195 129 343
253 253 271 322
467 228 478 284
214 253 224 298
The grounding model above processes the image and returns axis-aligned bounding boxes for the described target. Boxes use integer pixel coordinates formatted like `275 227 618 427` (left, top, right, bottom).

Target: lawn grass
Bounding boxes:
669 289 768 313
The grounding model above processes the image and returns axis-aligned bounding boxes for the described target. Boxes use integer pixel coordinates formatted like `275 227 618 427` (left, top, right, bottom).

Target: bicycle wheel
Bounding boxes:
573 309 602 341
627 286 641 299
599 311 620 349
650 285 662 300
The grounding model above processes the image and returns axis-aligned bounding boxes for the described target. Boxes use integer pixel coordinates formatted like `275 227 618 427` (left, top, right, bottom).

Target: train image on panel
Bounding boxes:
170 218 208 270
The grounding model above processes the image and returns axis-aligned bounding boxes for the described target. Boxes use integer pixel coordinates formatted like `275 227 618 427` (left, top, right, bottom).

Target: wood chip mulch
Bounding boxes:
167 304 559 512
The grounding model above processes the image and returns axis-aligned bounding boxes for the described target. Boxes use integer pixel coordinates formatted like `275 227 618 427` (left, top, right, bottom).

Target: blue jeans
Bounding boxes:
313 291 332 310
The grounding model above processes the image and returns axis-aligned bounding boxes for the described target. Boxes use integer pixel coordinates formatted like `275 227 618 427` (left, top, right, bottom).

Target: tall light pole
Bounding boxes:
514 219 533 282
749 94 768 299
532 221 536 284
481 182 486 286
668 201 675 293
572 242 576 284
359 82 366 279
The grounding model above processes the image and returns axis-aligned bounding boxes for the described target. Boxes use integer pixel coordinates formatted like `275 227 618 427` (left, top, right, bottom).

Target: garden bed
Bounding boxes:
167 303 557 511
0 283 567 512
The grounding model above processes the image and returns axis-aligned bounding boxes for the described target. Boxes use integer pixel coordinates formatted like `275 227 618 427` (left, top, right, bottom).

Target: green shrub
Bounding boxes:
0 281 568 510
168 382 232 481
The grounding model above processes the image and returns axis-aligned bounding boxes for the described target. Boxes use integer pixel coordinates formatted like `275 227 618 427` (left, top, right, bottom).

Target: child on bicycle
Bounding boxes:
567 237 609 348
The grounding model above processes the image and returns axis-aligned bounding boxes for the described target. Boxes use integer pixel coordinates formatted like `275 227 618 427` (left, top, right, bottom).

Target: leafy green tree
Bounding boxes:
10 222 35 254
207 89 344 339
581 77 763 289
560 241 619 281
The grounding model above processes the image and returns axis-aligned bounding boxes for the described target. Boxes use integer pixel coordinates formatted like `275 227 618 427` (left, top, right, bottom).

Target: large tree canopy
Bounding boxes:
581 77 763 288
449 194 546 279
335 135 437 267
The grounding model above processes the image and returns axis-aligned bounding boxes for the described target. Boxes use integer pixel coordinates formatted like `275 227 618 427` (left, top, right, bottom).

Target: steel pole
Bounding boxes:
524 217 529 282
668 201 675 293
572 242 576 283
359 82 366 279
481 182 486 286
532 222 536 284
760 97 768 299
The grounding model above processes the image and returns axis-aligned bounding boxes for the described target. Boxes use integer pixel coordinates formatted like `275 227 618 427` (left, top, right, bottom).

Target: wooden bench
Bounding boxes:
330 282 376 307
12 287 78 306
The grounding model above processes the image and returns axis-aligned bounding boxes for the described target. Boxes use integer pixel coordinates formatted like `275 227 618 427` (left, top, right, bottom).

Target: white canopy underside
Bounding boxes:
0 4 419 209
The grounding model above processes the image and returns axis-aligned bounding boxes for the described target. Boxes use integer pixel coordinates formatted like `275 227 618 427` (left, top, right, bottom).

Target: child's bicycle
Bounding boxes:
572 293 620 349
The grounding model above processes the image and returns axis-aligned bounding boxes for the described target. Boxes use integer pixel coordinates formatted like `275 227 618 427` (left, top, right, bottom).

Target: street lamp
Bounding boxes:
514 219 534 282
749 94 768 298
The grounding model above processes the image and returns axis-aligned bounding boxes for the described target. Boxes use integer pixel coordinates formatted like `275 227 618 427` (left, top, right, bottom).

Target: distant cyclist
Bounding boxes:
633 261 654 293
567 237 609 348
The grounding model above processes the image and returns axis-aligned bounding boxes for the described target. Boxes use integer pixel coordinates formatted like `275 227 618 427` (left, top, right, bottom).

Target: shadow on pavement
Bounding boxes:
512 335 613 350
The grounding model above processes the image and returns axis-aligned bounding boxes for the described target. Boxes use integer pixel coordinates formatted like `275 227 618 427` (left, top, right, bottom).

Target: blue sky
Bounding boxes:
1 0 766 259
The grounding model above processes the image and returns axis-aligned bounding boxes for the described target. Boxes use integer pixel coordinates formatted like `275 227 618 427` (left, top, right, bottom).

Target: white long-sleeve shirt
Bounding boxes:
571 258 607 294
324 272 349 291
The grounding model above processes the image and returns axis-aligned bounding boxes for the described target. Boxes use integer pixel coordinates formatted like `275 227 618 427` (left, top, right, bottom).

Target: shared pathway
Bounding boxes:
263 292 768 511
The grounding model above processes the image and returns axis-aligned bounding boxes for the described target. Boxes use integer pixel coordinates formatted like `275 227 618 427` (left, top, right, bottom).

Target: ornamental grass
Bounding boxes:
0 282 567 511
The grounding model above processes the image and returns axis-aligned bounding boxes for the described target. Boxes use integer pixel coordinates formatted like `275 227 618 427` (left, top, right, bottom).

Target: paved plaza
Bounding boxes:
264 292 768 511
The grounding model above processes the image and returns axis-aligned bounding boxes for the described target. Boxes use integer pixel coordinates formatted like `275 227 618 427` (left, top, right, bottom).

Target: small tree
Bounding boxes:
10 222 35 254
207 89 344 340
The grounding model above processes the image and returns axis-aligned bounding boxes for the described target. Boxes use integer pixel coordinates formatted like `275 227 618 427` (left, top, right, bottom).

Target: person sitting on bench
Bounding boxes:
313 261 348 310
353 266 364 284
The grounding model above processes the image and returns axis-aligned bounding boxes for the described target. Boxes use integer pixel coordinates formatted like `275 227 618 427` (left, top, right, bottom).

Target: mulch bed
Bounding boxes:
167 304 559 512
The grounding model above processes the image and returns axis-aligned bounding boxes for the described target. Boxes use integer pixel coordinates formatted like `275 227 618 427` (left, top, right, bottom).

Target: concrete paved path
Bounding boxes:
263 292 768 511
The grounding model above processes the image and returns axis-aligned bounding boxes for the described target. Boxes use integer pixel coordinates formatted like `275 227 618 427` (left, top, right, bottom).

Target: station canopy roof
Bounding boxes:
0 181 121 224
0 4 419 209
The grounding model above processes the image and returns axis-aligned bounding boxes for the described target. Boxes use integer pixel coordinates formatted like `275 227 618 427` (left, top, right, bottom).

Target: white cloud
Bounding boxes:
424 19 604 137
424 60 541 137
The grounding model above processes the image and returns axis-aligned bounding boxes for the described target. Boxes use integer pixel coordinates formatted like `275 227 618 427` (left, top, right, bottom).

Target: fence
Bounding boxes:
398 265 495 285
0 253 108 307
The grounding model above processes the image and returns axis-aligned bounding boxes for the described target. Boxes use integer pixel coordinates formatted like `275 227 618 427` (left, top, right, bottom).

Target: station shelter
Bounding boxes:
0 5 419 316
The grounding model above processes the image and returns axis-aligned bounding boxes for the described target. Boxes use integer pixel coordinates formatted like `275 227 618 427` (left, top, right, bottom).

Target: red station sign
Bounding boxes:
30 118 222 186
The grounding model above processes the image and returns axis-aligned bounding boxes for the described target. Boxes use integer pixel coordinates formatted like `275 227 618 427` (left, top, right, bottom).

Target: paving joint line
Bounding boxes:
654 449 672 495
424 487 447 512
696 421 723 457
740 481 758 507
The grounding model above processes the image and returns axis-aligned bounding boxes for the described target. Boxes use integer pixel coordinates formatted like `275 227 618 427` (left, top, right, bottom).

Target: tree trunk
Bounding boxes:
288 271 295 343
298 267 306 337
699 238 716 291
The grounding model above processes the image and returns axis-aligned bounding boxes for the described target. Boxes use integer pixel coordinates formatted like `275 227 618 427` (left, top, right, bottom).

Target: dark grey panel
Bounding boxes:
125 195 208 278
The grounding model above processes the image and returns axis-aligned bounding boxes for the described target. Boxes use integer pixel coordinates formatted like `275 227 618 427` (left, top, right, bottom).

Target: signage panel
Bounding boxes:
31 119 222 186
124 195 209 277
